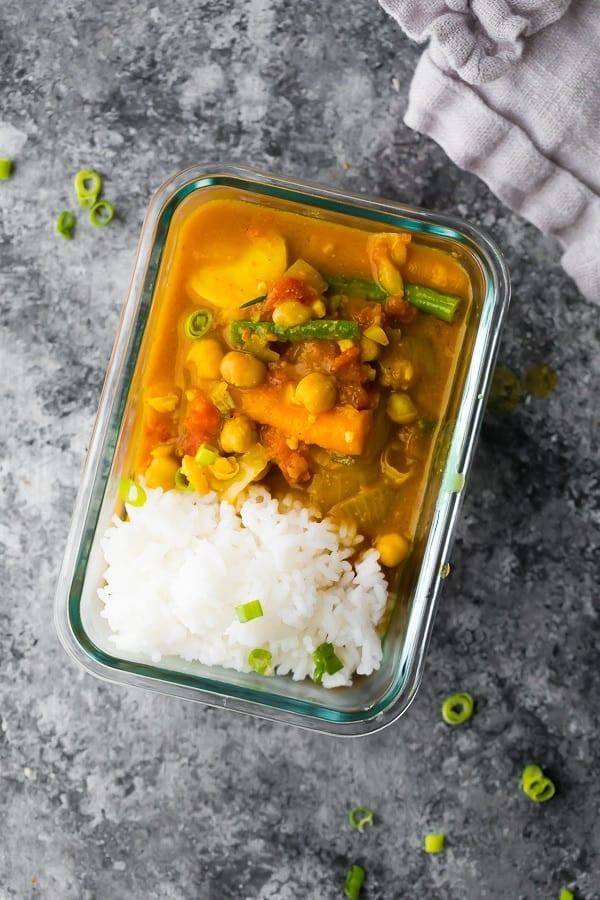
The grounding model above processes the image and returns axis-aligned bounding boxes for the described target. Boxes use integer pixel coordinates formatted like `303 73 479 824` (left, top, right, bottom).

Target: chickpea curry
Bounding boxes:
133 197 471 572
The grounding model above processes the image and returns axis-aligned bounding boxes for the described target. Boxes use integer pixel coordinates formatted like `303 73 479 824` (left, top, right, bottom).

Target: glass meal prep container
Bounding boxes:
54 164 510 736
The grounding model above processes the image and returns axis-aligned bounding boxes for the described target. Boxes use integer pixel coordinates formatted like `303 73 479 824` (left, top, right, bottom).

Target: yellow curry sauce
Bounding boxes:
131 196 471 572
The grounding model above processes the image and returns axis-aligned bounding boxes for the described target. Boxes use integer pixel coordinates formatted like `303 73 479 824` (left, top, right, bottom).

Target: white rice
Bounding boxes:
98 486 388 687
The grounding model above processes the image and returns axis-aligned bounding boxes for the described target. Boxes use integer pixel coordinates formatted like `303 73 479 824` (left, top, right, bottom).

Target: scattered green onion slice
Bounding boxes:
487 366 522 414
89 199 115 227
74 169 102 207
118 478 146 507
174 468 192 491
424 833 446 853
185 309 213 339
559 889 574 900
344 864 365 900
441 692 474 725
56 210 76 240
524 364 558 399
240 294 267 309
521 765 555 802
195 443 218 466
0 159 13 180
348 807 374 833
235 600 264 623
248 648 273 675
312 642 344 683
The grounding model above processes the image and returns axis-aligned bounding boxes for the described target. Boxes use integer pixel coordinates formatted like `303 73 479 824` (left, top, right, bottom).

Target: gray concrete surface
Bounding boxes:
1 1 599 898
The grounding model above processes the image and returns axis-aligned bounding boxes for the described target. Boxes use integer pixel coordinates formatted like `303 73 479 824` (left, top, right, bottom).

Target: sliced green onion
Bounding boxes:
521 765 555 802
344 864 365 900
74 169 102 208
118 478 147 507
348 807 374 833
524 364 558 399
185 309 214 339
404 283 461 323
174 468 192 490
559 889 574 900
89 199 115 227
312 642 344 683
487 366 522 415
424 833 446 853
230 319 359 345
195 443 218 465
248 648 273 675
235 600 264 623
441 692 474 725
240 294 267 309
0 159 13 180
56 210 76 240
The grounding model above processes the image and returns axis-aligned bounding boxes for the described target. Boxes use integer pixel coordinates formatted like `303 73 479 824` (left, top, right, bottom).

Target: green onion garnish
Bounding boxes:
248 648 273 675
344 864 365 900
174 468 192 490
312 642 344 683
185 309 213 339
348 807 374 833
194 443 218 466
239 294 267 309
118 478 147 507
424 833 446 853
0 159 13 180
235 600 264 623
56 210 76 240
89 199 115 227
74 169 102 208
441 692 474 725
521 765 556 802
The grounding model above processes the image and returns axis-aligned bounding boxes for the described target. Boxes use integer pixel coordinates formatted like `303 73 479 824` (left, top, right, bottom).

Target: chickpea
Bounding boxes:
272 300 312 328
360 335 382 362
186 338 224 381
220 415 257 454
220 351 267 388
295 372 337 414
386 392 418 424
375 533 411 567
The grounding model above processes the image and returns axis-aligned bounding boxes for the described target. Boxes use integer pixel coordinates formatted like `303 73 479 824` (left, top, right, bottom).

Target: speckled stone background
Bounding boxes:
1 2 599 899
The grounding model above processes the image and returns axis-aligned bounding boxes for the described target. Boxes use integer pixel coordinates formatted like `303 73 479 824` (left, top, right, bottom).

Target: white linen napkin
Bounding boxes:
379 0 600 302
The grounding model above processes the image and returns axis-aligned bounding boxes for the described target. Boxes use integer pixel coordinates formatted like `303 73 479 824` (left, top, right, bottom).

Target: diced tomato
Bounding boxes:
332 346 361 372
353 302 382 329
177 393 221 457
384 295 418 325
262 426 311 484
262 276 318 316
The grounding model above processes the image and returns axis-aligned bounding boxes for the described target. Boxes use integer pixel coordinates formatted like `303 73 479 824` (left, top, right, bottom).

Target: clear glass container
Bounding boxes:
54 164 510 736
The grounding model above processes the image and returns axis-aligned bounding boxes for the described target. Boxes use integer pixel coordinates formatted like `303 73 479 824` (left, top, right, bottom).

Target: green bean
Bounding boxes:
229 319 359 344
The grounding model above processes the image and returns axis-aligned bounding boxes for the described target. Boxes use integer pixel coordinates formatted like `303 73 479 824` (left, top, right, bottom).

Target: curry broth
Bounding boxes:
130 196 471 567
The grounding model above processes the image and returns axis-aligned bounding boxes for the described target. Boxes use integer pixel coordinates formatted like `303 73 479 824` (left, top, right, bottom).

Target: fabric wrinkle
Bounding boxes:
379 0 599 302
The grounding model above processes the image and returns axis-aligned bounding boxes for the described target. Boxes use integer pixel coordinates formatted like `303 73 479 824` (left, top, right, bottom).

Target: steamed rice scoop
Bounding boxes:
99 486 388 687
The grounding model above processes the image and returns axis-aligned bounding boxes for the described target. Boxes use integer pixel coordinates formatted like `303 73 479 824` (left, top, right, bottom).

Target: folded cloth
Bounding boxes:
379 0 600 302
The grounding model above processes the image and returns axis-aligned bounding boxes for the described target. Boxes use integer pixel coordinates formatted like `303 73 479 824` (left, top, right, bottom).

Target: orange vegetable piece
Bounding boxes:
230 385 373 456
